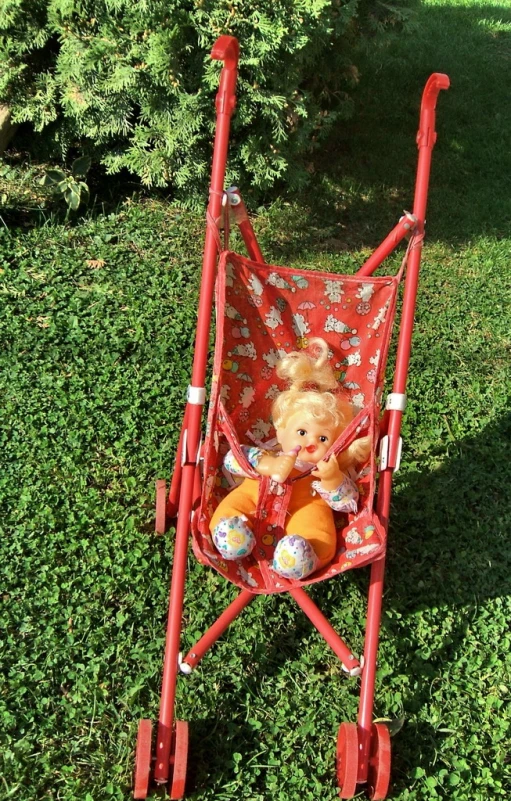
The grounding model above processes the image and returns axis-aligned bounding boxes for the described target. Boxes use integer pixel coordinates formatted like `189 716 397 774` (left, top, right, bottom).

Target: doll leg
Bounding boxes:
272 500 336 580
210 484 257 560
212 514 255 560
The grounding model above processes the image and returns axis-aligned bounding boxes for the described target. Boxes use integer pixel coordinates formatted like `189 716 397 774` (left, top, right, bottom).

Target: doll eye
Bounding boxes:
297 429 307 436
319 436 328 443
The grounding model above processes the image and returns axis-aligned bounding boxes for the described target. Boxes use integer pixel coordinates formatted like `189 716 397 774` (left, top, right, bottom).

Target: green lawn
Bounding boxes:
1 1 510 799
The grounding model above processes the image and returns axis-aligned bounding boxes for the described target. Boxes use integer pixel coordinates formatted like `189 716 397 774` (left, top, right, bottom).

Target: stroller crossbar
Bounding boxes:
133 35 449 801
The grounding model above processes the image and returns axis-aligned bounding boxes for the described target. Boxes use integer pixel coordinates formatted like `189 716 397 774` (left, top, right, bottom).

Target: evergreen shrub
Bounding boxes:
0 0 412 205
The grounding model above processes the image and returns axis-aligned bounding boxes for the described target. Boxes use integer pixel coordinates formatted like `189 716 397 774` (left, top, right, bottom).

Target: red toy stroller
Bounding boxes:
133 36 449 800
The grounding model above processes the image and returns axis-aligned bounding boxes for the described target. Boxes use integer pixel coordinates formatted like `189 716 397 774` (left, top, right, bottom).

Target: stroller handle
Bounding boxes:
417 72 450 150
211 35 240 70
211 36 239 115
422 72 450 109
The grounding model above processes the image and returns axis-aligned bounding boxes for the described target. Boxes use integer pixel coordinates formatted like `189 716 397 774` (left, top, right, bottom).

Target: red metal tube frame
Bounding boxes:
355 73 449 783
153 36 240 786
149 41 448 791
357 213 417 277
181 589 255 671
226 187 266 263
290 588 361 673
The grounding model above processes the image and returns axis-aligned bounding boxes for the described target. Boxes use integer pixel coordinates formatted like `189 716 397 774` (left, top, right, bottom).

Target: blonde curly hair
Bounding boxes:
272 338 370 469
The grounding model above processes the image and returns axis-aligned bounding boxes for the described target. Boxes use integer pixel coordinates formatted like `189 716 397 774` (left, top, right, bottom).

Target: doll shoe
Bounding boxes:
212 514 256 560
272 534 319 580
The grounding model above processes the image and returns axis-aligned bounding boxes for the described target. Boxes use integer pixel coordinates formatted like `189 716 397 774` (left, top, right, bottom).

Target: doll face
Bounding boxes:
276 412 339 464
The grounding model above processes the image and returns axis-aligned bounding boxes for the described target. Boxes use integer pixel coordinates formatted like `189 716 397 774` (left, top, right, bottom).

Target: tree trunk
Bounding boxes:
0 106 18 154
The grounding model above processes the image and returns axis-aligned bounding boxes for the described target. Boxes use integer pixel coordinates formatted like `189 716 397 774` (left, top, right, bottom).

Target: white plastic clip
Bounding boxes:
181 429 188 468
187 385 206 405
379 435 403 472
180 429 202 466
178 652 193 675
341 657 363 678
399 211 418 231
385 393 407 412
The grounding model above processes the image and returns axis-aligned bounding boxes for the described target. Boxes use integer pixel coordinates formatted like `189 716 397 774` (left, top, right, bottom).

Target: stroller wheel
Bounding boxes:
169 719 189 800
336 722 359 799
155 479 168 534
367 723 391 800
134 719 153 799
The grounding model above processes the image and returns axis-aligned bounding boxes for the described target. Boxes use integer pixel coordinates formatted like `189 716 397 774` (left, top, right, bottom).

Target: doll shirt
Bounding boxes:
311 476 359 514
223 447 359 514
223 445 266 476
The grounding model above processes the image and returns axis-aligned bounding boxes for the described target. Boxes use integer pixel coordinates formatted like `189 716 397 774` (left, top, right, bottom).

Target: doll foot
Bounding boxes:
272 534 319 580
212 515 256 560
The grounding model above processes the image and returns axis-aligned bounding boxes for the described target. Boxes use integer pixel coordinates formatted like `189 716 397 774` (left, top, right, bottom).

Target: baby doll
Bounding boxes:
210 338 370 580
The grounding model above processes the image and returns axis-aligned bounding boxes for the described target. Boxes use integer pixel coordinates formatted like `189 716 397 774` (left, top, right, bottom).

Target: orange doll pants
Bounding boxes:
210 472 337 569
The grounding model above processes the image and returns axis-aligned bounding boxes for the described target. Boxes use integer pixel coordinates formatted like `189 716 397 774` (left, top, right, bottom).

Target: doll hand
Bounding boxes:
270 451 299 483
311 454 344 490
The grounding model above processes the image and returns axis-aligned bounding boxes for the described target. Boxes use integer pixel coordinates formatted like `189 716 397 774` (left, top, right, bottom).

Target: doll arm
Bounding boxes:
224 445 299 483
256 447 299 483
311 475 359 514
311 455 359 513
224 445 266 477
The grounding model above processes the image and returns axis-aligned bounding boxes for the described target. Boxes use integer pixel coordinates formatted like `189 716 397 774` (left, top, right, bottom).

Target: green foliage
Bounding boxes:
0 160 49 212
40 155 91 212
0 0 413 204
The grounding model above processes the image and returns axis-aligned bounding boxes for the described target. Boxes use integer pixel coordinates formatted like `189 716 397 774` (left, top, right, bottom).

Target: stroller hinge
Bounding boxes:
379 434 403 472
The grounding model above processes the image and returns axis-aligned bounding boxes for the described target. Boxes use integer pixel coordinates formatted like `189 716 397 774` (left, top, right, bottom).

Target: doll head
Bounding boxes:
272 338 356 464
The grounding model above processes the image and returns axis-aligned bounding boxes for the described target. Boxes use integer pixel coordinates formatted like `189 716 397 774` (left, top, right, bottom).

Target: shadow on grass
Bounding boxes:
0 152 154 230
388 410 511 610
177 587 350 796
313 410 510 794
264 1 511 261
5 5 511 253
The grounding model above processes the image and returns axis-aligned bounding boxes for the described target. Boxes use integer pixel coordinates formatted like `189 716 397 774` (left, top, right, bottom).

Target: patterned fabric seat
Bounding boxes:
192 251 403 594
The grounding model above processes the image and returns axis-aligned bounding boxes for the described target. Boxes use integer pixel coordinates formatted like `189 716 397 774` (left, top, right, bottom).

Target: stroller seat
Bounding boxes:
192 251 401 593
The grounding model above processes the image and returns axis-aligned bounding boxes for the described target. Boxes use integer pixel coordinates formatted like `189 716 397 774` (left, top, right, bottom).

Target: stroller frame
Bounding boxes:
134 36 449 800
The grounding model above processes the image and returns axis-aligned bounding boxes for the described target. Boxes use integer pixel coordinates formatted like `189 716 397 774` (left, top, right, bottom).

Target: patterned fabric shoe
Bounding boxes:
212 515 256 560
272 534 319 580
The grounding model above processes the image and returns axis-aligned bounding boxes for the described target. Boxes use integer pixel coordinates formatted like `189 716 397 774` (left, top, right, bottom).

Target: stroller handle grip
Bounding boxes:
417 73 450 150
422 73 450 110
211 35 240 70
211 36 239 115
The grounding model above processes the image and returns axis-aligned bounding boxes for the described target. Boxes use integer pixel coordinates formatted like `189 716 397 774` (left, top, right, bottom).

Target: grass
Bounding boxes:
1 0 510 799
